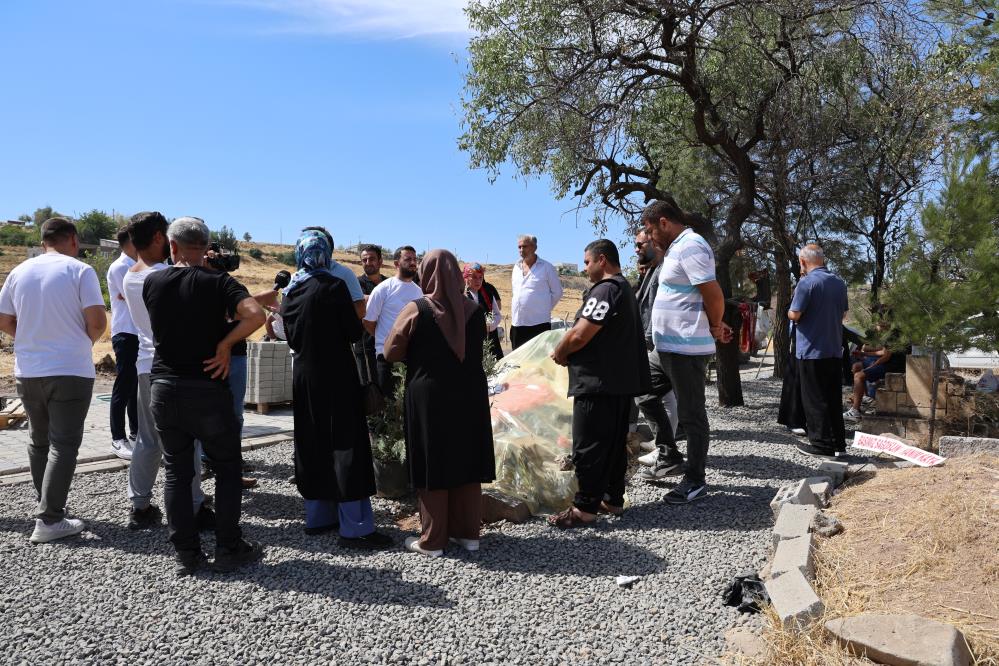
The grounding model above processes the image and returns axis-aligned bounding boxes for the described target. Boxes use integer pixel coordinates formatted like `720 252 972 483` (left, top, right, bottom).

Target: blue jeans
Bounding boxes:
228 355 247 433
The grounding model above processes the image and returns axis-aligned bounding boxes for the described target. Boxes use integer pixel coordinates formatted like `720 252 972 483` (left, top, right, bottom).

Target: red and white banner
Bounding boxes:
851 432 946 467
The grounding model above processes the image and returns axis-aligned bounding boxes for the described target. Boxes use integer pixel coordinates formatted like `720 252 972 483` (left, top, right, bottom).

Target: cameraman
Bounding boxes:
143 217 266 575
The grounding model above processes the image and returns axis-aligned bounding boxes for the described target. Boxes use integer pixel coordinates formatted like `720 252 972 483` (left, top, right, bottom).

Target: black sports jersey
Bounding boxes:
567 273 651 397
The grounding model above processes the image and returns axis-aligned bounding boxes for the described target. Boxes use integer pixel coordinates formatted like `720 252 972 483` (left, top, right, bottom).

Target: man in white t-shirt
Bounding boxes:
0 217 107 544
106 227 139 460
363 245 423 398
510 234 563 349
120 211 210 532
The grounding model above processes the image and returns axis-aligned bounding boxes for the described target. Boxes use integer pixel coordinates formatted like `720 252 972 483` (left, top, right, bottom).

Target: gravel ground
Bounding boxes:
0 377 826 665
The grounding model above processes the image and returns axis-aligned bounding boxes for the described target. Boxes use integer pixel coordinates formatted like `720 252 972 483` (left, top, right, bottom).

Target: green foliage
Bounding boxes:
885 151 999 355
0 224 38 246
369 364 408 464
242 232 252 242
275 250 297 266
31 207 59 226
211 225 238 251
75 209 117 245
247 247 264 260
80 250 113 309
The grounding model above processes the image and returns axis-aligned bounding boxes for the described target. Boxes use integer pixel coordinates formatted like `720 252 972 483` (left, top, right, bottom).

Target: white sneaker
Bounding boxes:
638 450 659 467
790 428 807 436
111 438 133 460
861 396 874 406
843 407 862 422
404 536 442 558
30 518 85 544
449 537 479 552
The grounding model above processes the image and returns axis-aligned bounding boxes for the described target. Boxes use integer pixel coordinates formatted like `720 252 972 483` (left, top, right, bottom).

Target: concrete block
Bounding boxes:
771 534 815 580
772 503 817 549
885 373 905 392
770 479 821 518
875 390 897 414
826 614 972 666
765 569 824 629
938 435 999 459
946 378 968 396
815 461 848 486
806 476 832 505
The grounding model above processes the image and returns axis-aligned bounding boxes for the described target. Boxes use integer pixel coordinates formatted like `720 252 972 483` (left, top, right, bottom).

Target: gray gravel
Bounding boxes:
0 377 823 664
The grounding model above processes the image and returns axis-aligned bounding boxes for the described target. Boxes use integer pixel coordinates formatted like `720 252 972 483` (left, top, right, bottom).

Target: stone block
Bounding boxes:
885 373 905 392
807 478 832 505
875 390 897 414
481 489 530 523
946 378 968 396
771 534 815 580
815 461 848 486
770 479 821 519
825 614 972 666
765 569 824 629
772 503 818 549
938 435 999 459
859 415 905 440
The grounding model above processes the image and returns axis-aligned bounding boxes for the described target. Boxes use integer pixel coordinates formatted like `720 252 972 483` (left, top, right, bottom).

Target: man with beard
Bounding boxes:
355 244 386 384
363 245 423 399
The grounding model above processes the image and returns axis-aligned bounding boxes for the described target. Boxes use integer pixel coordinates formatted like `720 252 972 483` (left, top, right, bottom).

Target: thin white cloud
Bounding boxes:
234 0 471 38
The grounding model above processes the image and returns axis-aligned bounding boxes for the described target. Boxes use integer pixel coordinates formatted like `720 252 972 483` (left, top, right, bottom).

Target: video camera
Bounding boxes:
206 242 240 272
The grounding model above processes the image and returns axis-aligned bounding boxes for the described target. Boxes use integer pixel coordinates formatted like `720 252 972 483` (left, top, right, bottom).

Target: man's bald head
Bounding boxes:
799 244 826 269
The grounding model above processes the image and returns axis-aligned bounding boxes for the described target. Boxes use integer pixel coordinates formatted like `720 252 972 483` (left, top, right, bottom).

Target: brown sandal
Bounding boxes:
598 501 624 516
548 507 597 529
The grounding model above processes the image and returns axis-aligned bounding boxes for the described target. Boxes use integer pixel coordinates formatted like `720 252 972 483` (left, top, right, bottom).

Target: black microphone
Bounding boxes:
273 270 291 291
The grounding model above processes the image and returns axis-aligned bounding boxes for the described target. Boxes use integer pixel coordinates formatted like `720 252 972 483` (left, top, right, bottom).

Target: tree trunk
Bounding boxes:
714 253 745 407
870 214 887 306
928 350 940 450
773 255 794 379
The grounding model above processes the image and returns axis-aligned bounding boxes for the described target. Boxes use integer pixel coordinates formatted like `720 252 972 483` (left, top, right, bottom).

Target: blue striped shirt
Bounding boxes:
651 228 717 355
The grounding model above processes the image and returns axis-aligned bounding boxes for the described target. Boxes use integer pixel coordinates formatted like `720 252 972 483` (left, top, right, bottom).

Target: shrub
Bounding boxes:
276 251 297 266
248 247 264 260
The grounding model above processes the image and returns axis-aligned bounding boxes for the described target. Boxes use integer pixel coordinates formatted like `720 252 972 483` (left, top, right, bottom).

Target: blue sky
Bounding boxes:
0 0 626 264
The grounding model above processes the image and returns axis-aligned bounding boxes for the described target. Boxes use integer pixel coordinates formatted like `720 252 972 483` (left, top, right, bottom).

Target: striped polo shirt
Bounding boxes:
651 228 717 356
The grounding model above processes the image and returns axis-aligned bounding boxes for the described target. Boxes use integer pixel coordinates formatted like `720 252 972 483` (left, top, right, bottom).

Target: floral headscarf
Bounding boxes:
284 229 334 296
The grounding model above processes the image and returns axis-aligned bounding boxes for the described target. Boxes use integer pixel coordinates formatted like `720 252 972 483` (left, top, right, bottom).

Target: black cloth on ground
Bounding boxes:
402 298 495 491
143 266 250 381
280 273 375 501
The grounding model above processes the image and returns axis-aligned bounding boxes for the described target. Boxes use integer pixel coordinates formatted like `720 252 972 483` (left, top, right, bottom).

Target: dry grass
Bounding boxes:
744 454 999 665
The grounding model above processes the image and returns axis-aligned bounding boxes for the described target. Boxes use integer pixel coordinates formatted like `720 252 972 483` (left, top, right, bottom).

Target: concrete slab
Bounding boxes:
765 569 824 629
772 503 817 549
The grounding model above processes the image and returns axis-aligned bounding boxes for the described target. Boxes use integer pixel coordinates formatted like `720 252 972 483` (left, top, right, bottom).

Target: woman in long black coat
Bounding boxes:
280 228 390 549
383 249 495 558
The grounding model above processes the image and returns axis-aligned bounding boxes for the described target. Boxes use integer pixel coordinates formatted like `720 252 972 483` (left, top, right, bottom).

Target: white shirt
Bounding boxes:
106 252 138 336
121 262 167 375
364 276 423 356
651 228 717 356
0 252 105 378
510 256 563 327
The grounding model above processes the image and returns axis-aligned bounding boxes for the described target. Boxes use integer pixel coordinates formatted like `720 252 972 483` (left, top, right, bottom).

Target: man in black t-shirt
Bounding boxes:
143 217 266 576
549 239 650 528
355 244 386 384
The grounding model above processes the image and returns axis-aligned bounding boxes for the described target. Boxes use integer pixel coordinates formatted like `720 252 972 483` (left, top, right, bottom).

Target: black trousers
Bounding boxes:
150 378 243 553
353 335 376 385
636 350 678 459
797 357 846 451
571 394 631 514
658 352 710 485
110 333 139 441
375 354 397 400
510 322 551 350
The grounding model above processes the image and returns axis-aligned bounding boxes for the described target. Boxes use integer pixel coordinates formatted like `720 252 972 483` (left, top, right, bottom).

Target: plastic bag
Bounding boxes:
486 330 578 514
